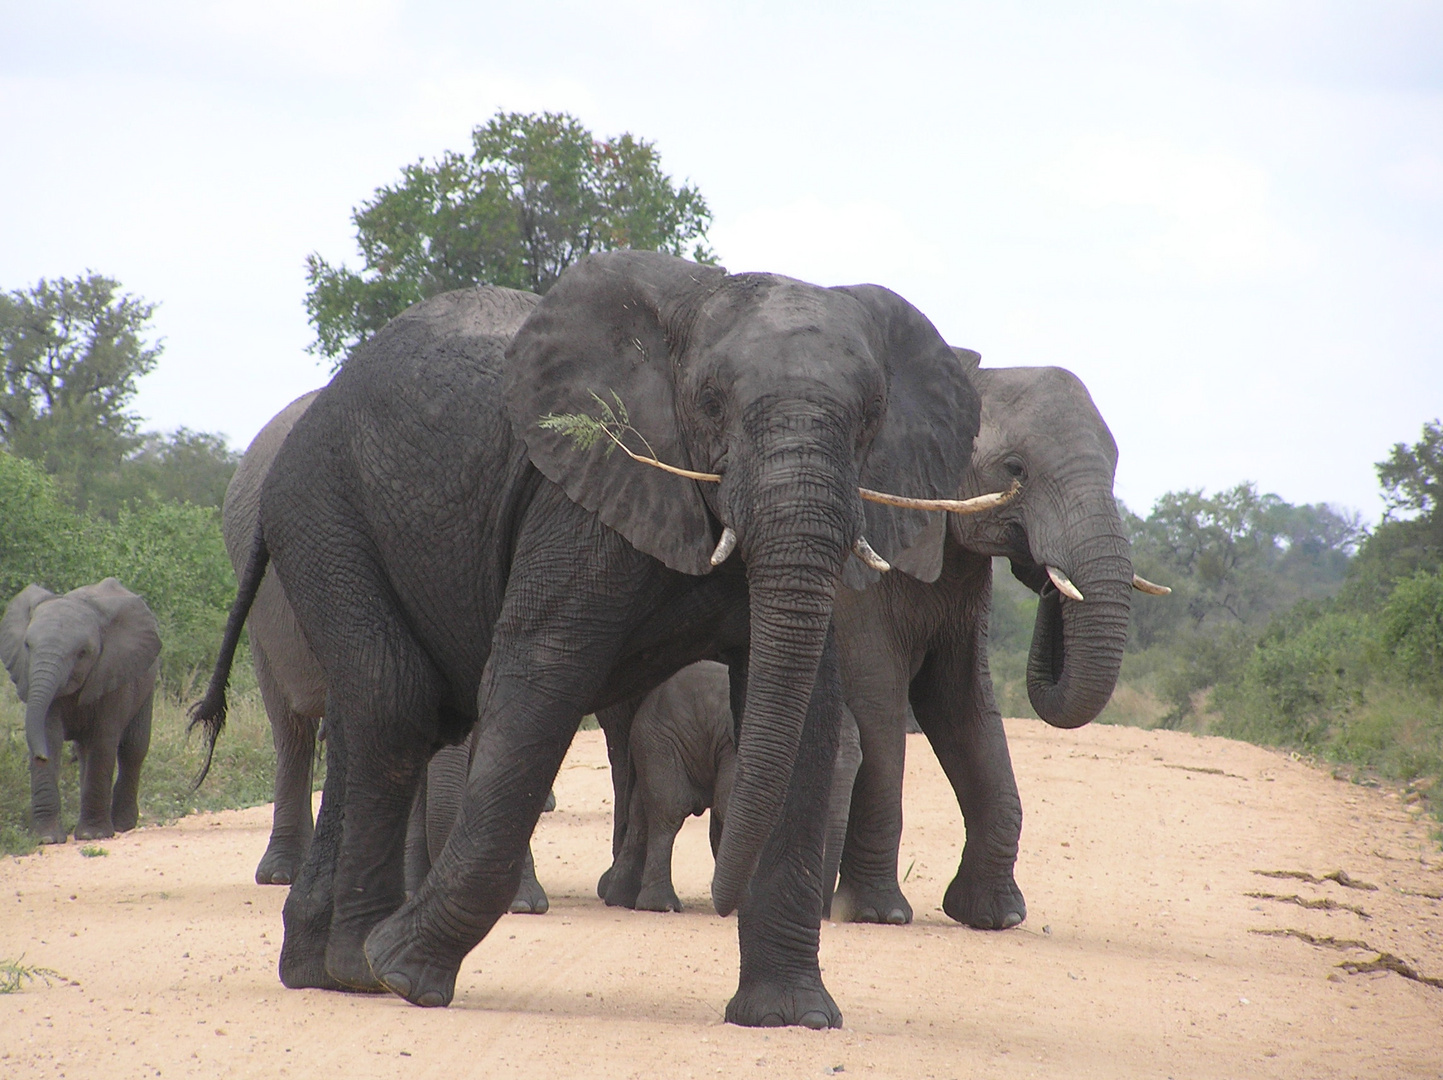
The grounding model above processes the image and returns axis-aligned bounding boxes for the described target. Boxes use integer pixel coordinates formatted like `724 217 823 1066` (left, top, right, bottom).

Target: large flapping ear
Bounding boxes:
833 285 980 585
504 251 728 576
0 585 55 697
74 579 161 705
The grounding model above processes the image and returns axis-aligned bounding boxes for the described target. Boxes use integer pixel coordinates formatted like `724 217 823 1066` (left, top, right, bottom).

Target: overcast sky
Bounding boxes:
3 1 1440 520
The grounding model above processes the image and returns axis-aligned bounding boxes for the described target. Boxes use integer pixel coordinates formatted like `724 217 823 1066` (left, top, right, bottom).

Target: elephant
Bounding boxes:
1 578 160 844
191 249 986 1027
599 660 861 914
221 285 550 906
831 355 1159 929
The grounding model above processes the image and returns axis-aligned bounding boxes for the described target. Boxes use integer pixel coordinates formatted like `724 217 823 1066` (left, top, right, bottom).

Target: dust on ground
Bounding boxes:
2 721 1441 1079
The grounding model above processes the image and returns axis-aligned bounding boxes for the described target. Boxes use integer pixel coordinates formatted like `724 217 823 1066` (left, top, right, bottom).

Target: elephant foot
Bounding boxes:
278 882 374 992
725 978 842 1029
943 869 1025 930
32 820 66 845
601 863 644 908
364 908 462 1008
831 877 912 925
324 919 390 992
255 842 307 886
73 822 115 842
596 866 613 900
635 884 683 912
112 810 138 833
509 876 550 915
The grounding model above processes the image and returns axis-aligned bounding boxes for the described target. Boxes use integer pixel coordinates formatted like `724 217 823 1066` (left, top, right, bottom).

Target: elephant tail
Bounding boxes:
187 522 270 788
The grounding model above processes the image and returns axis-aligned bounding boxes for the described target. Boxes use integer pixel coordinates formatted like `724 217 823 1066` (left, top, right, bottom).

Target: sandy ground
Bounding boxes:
2 721 1441 1080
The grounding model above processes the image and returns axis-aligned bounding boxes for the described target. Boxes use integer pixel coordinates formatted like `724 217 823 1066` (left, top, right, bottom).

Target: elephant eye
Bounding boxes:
698 385 724 423
1003 455 1027 480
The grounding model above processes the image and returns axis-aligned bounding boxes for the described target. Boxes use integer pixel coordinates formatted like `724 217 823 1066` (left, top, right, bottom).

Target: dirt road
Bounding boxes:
2 721 1440 1079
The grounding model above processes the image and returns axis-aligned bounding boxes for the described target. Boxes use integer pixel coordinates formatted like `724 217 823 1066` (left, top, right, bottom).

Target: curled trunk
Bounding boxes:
1026 538 1132 730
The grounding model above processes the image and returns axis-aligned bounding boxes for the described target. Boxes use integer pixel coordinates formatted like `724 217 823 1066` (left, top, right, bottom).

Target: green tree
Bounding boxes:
305 110 715 365
1346 419 1443 606
115 428 239 512
0 274 163 514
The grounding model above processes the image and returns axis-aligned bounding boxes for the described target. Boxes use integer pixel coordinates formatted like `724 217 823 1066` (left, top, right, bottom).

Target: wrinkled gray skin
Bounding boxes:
832 357 1134 929
191 251 978 1027
599 660 861 914
223 291 551 908
0 579 160 843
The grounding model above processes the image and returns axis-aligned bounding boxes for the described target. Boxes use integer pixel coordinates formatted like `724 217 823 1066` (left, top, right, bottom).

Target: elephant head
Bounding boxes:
0 579 162 763
505 251 980 914
945 356 1136 729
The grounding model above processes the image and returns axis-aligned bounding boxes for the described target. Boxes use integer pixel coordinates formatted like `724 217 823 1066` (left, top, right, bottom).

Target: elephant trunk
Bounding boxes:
1025 507 1133 730
709 448 851 918
23 657 65 763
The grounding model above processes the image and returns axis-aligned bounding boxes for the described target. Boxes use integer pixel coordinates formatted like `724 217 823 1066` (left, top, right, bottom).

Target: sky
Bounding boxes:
2 0 1440 521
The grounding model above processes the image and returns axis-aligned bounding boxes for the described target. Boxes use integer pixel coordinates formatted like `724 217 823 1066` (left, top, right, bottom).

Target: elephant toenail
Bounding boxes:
415 991 446 1008
799 1011 831 1030
381 972 412 998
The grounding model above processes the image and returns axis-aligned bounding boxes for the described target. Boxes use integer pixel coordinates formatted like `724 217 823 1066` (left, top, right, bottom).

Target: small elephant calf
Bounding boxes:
0 579 160 844
604 660 860 913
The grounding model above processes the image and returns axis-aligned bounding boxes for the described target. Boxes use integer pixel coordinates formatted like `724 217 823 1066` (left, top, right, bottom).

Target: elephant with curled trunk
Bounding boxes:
832 353 1163 928
191 250 986 1027
1 579 160 844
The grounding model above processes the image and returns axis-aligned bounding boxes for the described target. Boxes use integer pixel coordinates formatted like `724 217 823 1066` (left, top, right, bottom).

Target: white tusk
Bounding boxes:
1132 573 1171 596
852 536 891 572
709 526 738 566
1046 566 1084 601
858 479 1020 515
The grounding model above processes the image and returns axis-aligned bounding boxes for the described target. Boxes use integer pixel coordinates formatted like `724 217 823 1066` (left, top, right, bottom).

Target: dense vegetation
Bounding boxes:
988 422 1442 825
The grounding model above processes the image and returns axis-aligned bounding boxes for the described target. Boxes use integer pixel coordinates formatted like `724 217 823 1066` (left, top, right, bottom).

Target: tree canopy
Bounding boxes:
305 110 715 364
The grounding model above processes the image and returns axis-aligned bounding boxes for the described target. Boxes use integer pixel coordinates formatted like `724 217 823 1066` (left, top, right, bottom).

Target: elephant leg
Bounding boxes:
74 737 118 841
510 845 549 915
279 694 365 992
403 767 430 898
111 691 152 833
604 778 649 908
29 717 65 844
820 705 861 916
911 648 1025 930
254 646 317 886
834 678 912 925
726 625 843 1029
594 695 641 901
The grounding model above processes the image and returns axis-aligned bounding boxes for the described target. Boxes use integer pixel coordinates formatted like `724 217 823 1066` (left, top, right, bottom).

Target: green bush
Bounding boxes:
1380 570 1443 695
0 451 96 599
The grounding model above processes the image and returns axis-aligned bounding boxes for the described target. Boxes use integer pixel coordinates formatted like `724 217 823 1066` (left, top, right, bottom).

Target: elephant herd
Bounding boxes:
5 250 1167 1030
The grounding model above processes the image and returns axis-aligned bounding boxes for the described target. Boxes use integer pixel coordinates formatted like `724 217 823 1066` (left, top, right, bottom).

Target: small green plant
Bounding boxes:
79 845 108 857
0 957 63 994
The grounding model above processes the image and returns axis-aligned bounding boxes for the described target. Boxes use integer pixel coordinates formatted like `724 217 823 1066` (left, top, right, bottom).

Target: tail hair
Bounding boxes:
187 522 269 789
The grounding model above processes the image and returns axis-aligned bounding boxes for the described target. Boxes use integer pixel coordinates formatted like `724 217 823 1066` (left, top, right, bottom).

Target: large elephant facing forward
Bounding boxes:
192 251 985 1027
1 579 160 844
834 355 1152 929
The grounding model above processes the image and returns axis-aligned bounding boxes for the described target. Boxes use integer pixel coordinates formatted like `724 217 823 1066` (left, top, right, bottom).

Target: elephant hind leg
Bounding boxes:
111 690 153 833
508 846 549 914
254 644 318 886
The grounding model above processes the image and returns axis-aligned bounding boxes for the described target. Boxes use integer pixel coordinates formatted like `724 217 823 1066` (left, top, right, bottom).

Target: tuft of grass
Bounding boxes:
0 957 64 994
0 658 321 857
79 845 107 857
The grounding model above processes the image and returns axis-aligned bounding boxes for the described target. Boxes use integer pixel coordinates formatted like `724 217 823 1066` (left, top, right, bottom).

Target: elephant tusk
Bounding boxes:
857 479 1020 515
1046 566 1084 602
1132 573 1171 596
852 536 891 572
709 526 738 566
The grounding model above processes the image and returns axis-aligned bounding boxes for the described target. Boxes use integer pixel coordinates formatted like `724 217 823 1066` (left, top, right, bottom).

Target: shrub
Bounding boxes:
1380 570 1443 696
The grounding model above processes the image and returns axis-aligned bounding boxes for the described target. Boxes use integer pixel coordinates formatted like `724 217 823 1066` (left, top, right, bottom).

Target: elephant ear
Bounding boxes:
952 346 982 374
833 285 980 585
504 250 729 576
0 585 55 698
75 579 160 705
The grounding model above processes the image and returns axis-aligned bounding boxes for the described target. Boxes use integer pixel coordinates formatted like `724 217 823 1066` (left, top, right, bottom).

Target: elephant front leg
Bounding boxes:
912 657 1025 930
726 632 842 1030
29 739 65 845
74 739 118 842
834 697 912 925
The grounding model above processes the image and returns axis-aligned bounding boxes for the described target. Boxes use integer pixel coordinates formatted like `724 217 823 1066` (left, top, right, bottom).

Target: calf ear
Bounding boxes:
74 579 160 705
0 585 55 698
833 285 981 584
505 251 728 576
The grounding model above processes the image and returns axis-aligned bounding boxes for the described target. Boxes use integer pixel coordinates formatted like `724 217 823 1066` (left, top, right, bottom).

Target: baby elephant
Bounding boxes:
610 660 860 913
0 579 160 844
